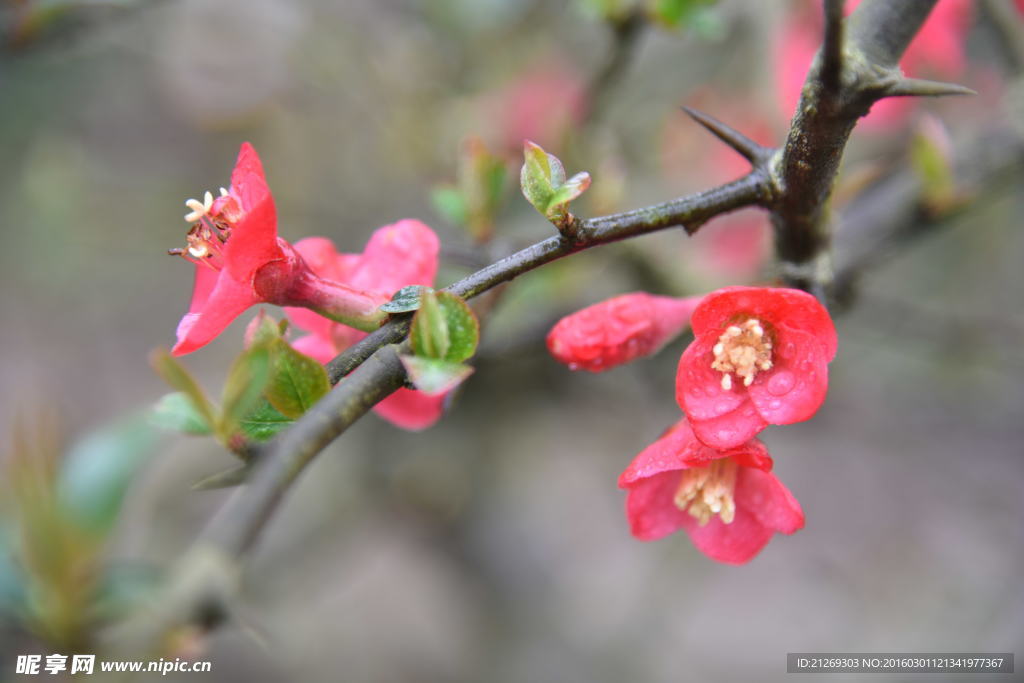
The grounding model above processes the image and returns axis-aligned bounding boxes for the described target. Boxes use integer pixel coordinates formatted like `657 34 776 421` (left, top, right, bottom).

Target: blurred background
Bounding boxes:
1 0 1022 681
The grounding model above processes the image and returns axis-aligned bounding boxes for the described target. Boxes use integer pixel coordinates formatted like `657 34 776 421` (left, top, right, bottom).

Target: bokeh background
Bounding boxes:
2 0 1023 681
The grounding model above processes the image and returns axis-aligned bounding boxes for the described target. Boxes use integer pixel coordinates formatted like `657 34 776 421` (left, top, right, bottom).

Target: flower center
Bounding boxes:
673 459 738 526
710 318 773 391
167 188 237 270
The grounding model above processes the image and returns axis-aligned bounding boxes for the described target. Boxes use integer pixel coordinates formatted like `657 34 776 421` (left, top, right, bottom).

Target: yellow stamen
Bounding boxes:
674 459 738 526
711 317 773 390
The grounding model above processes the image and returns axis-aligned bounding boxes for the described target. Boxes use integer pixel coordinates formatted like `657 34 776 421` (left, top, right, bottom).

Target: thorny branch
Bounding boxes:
104 0 997 656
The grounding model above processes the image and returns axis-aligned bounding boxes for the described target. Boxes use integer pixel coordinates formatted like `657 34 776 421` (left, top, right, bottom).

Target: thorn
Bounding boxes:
885 78 976 98
680 106 773 166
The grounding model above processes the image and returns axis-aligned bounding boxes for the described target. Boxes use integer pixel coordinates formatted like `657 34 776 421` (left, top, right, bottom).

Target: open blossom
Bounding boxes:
286 220 446 431
619 417 804 565
676 287 837 450
170 143 386 356
776 0 973 130
547 292 703 372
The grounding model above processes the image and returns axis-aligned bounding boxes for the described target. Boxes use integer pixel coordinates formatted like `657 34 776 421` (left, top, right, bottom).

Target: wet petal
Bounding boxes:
748 328 830 425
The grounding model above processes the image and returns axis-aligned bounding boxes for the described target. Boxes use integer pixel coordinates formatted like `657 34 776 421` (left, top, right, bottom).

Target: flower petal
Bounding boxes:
185 262 220 314
293 236 360 284
748 328 830 425
372 388 446 431
618 418 719 488
690 286 836 360
676 331 748 420
223 144 282 279
735 466 804 535
623 471 692 541
172 273 259 356
688 401 767 450
350 219 440 295
678 502 775 565
291 334 338 365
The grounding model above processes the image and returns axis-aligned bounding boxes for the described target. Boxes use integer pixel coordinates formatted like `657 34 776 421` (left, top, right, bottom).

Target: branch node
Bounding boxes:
680 106 774 167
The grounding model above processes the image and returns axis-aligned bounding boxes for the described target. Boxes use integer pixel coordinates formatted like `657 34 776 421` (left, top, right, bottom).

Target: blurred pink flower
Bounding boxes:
489 63 587 153
286 220 448 431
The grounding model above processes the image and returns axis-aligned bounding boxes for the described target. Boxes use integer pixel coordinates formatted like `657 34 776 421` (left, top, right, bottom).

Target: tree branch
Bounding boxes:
770 0 965 296
106 0 981 656
102 170 771 655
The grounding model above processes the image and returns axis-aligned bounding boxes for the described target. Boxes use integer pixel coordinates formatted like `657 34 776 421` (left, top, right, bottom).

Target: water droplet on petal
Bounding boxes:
781 342 796 359
766 370 796 396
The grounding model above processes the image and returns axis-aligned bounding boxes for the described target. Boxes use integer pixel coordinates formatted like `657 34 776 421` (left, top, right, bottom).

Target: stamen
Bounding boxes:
183 191 215 223
673 459 738 526
711 317 773 390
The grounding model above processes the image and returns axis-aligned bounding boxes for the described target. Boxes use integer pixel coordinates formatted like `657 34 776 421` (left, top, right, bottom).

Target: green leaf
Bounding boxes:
58 417 158 536
264 339 330 419
546 171 592 218
150 349 218 430
520 141 591 227
410 289 451 360
400 355 475 396
380 285 432 313
192 464 252 490
431 185 467 226
520 140 556 215
218 346 272 441
238 398 294 442
245 308 284 348
435 291 479 363
148 392 213 435
647 0 716 28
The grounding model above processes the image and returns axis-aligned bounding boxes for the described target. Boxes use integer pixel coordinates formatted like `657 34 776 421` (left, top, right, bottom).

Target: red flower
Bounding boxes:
547 292 702 372
170 143 386 356
286 220 446 431
676 287 837 449
619 417 804 565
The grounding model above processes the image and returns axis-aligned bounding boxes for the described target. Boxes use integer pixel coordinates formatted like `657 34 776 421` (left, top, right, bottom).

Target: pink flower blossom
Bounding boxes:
619 417 804 564
287 220 447 431
170 143 386 356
